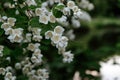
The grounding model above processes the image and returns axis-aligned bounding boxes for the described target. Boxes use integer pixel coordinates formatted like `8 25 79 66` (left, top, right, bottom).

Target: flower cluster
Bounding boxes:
31 0 83 29
20 57 48 80
0 0 93 79
35 7 56 24
29 27 42 42
45 26 74 63
79 0 94 11
63 51 74 63
1 17 23 43
45 26 65 51
56 1 82 28
0 67 16 80
27 43 43 65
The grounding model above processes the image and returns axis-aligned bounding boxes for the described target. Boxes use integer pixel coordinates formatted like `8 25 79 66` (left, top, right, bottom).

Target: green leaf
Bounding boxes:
28 5 38 10
29 17 40 27
18 0 26 4
55 4 65 11
52 5 63 18
0 23 4 36
0 29 4 36
15 15 28 29
3 46 11 56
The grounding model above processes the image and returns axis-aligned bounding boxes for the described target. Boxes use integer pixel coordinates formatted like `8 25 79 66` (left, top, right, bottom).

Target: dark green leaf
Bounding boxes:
52 5 63 18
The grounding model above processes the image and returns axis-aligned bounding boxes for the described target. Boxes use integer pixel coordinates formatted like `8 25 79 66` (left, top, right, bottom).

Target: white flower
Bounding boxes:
31 56 38 63
7 28 23 43
5 28 13 35
27 43 40 52
74 9 82 18
49 13 56 23
2 16 7 20
37 69 49 79
88 3 94 11
63 51 74 63
56 36 68 49
7 17 16 26
25 10 34 18
1 23 11 31
32 35 42 42
36 54 43 60
27 43 35 51
11 28 23 36
41 7 49 15
8 34 23 43
33 49 42 58
79 0 89 9
48 0 54 6
31 49 43 65
56 40 68 49
21 57 31 66
61 36 68 42
72 6 79 13
72 17 80 28
79 11 91 21
15 10 19 15
54 26 64 34
25 33 32 42
41 2 48 8
15 63 21 69
6 57 11 62
63 7 71 15
31 28 41 35
66 30 75 40
7 3 15 8
6 66 12 72
5 72 12 79
22 65 31 74
45 31 53 39
26 0 37 6
39 14 49 24
48 0 61 6
57 16 69 26
35 8 42 16
51 33 61 43
27 70 36 77
67 1 75 9
31 28 42 42
79 0 94 11
57 16 67 23
0 68 6 75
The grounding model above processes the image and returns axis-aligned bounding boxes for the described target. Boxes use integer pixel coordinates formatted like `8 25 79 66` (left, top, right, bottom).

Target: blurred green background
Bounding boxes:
48 0 120 80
